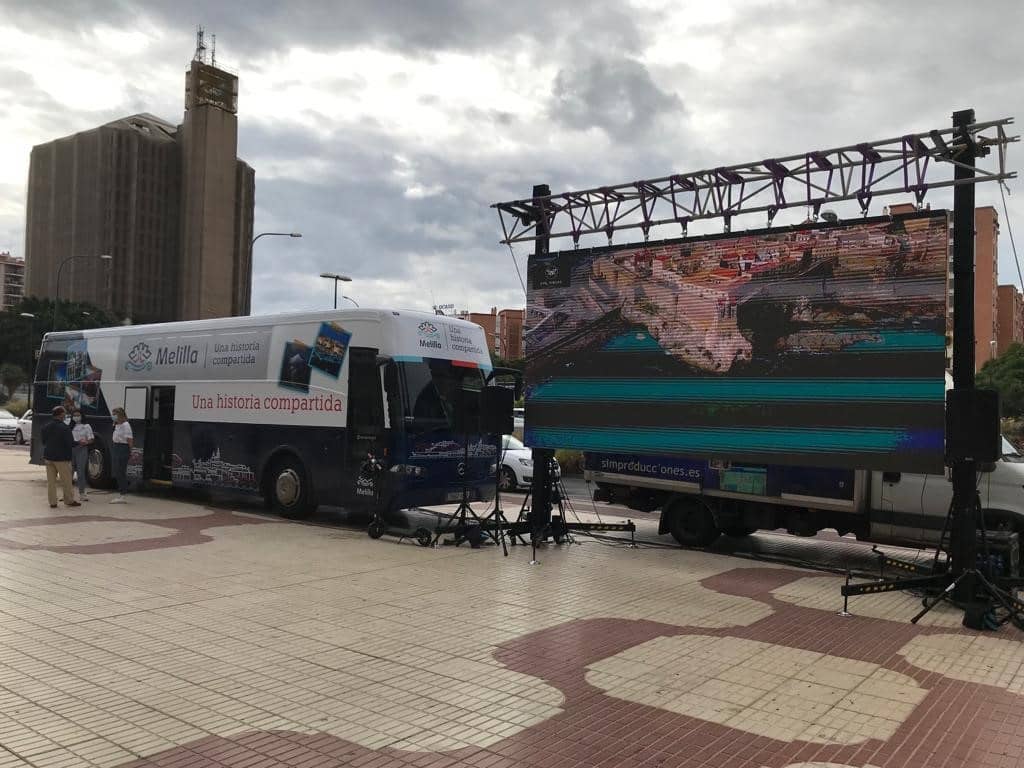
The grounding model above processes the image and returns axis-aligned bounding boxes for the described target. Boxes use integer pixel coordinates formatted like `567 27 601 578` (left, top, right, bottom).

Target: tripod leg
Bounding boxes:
974 570 1024 626
911 574 962 624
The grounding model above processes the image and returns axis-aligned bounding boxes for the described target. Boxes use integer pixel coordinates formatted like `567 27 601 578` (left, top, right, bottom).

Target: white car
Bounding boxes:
15 410 32 444
498 434 561 491
0 409 17 442
513 407 525 431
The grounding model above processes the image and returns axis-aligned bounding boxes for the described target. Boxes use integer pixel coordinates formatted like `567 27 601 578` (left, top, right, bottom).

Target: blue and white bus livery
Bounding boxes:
30 309 496 518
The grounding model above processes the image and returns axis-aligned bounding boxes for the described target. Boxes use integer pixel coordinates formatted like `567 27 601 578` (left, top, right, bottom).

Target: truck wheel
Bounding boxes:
666 497 720 547
722 524 758 538
267 455 316 520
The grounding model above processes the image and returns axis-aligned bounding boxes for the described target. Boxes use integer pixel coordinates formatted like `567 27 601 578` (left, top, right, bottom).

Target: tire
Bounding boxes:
367 520 386 539
266 455 316 520
721 524 758 538
415 528 433 547
15 430 24 445
87 442 115 489
498 466 517 491
666 497 720 547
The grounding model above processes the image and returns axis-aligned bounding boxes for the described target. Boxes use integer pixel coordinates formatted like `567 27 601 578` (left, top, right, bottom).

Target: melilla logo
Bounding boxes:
125 342 153 372
417 321 443 350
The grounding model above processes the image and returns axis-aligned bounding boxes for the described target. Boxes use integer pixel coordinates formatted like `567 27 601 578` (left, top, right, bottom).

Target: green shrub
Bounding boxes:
1003 417 1024 451
555 449 585 475
3 399 28 418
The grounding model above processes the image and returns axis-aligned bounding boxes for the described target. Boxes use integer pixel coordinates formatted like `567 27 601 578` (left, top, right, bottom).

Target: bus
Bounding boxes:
30 309 497 518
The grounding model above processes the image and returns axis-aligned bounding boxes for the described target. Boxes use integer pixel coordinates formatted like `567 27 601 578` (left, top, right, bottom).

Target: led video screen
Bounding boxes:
525 211 950 473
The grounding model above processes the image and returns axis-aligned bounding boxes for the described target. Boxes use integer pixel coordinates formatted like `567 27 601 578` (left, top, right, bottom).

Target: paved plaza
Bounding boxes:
0 447 1022 767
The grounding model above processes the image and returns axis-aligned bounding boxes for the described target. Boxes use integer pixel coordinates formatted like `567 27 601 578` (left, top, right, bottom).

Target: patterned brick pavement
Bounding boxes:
1 450 1022 768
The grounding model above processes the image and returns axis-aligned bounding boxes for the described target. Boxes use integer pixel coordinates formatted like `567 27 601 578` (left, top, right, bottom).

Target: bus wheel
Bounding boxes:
269 456 315 519
666 497 720 547
87 443 115 489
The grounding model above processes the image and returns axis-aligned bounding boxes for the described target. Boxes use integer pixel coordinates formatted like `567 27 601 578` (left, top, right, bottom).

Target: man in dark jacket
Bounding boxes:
41 406 80 509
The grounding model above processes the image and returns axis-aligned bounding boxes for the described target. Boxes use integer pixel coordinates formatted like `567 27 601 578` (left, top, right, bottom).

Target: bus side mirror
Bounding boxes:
487 366 523 400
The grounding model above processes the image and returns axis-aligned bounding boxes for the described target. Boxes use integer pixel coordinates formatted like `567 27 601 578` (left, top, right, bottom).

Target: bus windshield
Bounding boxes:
400 360 485 434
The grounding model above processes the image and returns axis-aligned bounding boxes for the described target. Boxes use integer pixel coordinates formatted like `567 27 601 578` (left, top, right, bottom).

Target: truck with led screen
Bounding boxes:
525 211 950 474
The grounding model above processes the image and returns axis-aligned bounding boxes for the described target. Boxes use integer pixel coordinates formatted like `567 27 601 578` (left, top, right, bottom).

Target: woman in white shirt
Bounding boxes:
110 407 133 504
70 410 95 501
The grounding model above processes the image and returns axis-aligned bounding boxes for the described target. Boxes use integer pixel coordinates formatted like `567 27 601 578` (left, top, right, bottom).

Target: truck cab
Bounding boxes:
871 437 1024 547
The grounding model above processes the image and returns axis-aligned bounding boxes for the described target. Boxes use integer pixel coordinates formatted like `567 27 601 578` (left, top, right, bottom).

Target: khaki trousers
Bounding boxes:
45 461 75 506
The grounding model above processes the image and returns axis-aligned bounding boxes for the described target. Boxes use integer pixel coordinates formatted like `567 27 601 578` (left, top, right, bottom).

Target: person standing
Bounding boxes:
41 406 80 509
71 410 94 501
110 407 133 504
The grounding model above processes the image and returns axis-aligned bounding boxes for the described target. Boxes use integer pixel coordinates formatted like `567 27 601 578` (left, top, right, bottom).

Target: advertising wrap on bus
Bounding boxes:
30 309 496 519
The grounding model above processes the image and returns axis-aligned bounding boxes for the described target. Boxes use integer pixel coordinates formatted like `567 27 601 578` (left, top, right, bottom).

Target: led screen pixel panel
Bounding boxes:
525 211 950 473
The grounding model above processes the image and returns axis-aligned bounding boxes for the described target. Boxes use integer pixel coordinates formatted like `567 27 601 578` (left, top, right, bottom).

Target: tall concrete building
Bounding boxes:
24 52 254 324
974 207 1000 368
457 307 526 360
0 252 25 311
890 203 999 371
997 284 1024 355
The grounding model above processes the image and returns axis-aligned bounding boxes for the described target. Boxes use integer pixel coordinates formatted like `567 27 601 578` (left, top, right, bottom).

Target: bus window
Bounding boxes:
347 348 385 435
400 360 484 434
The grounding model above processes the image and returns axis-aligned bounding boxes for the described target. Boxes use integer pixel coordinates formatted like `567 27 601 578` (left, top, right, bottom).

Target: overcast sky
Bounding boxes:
1 0 1022 315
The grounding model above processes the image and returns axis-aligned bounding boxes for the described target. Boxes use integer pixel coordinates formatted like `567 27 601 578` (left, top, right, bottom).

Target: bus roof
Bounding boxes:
42 307 480 342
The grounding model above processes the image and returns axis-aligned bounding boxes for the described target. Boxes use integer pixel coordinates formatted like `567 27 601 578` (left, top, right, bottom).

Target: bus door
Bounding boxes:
145 386 175 483
123 386 175 484
344 347 389 506
123 386 148 484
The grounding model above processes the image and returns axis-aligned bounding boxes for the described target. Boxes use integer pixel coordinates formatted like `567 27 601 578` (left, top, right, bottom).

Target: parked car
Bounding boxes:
513 407 525 431
0 409 18 442
498 434 561 491
15 410 32 444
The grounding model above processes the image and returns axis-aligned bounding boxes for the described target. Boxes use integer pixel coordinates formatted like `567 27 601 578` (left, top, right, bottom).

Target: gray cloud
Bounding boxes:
2 0 1023 312
0 0 645 62
549 57 685 140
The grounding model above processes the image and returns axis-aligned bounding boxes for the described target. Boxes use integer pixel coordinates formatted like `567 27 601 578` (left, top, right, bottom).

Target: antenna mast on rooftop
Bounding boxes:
210 34 217 67
193 26 207 63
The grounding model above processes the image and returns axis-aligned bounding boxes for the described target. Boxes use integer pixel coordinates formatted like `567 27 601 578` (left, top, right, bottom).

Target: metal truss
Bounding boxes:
494 117 1017 245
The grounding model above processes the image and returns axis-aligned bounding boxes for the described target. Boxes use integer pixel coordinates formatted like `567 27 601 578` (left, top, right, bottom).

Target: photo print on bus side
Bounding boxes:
278 339 313 393
309 321 352 379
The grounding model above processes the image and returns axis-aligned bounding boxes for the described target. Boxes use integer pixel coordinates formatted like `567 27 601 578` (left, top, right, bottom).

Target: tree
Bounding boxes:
977 343 1024 418
0 296 126 379
0 363 26 402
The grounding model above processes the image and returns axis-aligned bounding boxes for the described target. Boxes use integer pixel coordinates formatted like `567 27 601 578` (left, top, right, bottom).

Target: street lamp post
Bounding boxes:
251 233 301 314
18 312 37 409
53 254 112 329
319 272 353 309
252 231 302 247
